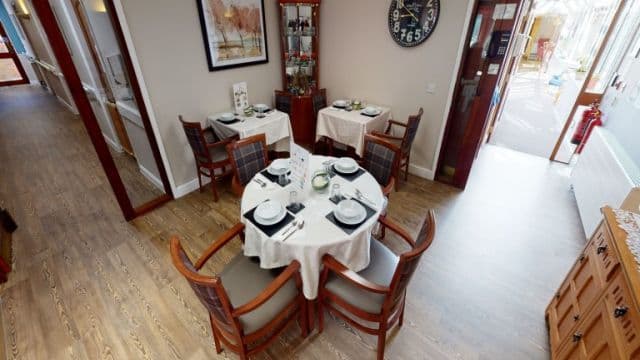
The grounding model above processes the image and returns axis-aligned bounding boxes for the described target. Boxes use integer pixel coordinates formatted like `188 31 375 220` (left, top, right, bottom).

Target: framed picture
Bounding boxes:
196 0 269 71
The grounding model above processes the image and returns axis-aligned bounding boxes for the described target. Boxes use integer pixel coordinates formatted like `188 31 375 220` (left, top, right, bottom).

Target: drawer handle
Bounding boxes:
572 332 582 342
614 306 629 318
597 245 608 254
579 254 585 262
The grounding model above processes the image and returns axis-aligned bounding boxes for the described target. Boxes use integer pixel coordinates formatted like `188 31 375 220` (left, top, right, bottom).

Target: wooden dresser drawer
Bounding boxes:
603 271 640 359
592 223 620 283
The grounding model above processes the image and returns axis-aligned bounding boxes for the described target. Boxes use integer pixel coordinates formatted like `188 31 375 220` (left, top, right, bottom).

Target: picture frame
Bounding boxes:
196 0 269 71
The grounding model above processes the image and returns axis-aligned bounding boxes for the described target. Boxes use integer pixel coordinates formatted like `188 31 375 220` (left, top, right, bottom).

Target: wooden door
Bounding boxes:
0 22 28 86
435 0 524 189
547 239 605 353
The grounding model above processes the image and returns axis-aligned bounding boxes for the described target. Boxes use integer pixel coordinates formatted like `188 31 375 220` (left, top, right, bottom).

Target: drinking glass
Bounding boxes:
330 183 341 201
278 172 288 186
289 190 300 211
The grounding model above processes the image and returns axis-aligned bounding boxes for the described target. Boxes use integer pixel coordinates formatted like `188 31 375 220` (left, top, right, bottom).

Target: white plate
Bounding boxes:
333 100 347 107
255 200 283 220
334 200 367 225
362 107 381 116
254 104 269 112
334 157 358 174
267 159 290 176
219 112 235 121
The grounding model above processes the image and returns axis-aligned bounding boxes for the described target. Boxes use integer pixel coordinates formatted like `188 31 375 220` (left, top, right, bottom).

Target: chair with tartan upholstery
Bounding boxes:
318 211 436 360
274 90 292 114
372 108 423 185
180 115 237 201
361 134 401 197
226 134 269 197
170 224 308 360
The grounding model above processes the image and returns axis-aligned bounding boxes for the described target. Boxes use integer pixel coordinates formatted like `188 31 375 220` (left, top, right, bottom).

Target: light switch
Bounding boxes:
426 83 436 94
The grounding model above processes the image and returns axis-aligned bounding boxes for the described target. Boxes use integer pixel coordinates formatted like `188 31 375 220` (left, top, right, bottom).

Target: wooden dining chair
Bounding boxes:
226 133 269 197
171 224 308 360
275 90 292 114
372 108 423 184
318 211 436 360
180 116 237 202
361 134 402 197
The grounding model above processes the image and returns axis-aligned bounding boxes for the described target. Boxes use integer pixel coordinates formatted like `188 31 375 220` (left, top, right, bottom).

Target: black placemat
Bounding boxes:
360 112 379 118
325 198 377 235
244 206 295 237
286 203 305 214
332 105 346 110
217 118 241 124
260 170 292 187
332 165 366 182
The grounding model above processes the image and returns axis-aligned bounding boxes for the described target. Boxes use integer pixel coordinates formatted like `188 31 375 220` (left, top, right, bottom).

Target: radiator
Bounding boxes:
571 127 640 237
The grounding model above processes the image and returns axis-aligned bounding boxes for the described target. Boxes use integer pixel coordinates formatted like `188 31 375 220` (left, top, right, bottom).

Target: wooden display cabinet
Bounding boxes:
277 0 325 147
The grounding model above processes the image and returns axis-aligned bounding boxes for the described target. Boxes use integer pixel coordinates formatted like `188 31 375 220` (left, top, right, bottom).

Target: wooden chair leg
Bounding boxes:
377 325 387 360
404 155 410 181
318 299 325 334
210 171 219 202
300 297 309 337
210 314 223 354
398 298 406 328
197 168 203 192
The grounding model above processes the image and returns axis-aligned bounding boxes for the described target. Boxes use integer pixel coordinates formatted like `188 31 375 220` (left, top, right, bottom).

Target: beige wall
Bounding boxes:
118 0 472 190
319 0 472 174
118 0 282 188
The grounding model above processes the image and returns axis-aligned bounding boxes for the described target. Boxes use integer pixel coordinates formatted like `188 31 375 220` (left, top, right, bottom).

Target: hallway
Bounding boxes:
0 85 585 359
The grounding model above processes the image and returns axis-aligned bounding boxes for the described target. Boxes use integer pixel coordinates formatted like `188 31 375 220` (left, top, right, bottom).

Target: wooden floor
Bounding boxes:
109 147 165 208
0 85 586 359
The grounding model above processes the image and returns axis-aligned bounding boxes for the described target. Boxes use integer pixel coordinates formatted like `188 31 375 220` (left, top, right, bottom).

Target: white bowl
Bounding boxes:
254 104 269 112
362 107 380 115
220 112 235 121
255 200 283 220
333 100 347 107
267 159 290 175
335 200 366 225
334 157 358 173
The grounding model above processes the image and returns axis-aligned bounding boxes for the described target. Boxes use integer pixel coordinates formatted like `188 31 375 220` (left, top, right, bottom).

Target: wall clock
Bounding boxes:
388 0 440 47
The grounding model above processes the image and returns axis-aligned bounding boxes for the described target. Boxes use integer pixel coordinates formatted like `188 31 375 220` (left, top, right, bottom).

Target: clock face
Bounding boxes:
388 0 440 47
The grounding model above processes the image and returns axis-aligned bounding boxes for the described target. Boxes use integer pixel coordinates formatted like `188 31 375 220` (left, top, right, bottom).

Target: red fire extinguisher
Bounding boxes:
576 113 603 154
571 103 599 145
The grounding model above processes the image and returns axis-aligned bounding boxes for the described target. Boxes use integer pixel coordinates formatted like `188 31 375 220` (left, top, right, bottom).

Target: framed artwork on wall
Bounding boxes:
196 0 269 71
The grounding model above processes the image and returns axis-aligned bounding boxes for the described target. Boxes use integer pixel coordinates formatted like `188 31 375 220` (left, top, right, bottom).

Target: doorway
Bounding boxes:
12 0 173 220
0 22 28 86
488 0 639 163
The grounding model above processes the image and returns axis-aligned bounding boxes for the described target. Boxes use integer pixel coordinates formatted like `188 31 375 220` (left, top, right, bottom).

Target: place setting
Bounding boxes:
260 158 292 187
328 157 365 181
216 112 242 124
325 196 376 235
244 199 296 238
360 106 382 118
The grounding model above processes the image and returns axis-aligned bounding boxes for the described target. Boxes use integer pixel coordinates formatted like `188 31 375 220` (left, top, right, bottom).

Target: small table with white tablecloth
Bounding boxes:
240 155 385 299
207 110 293 152
316 106 391 157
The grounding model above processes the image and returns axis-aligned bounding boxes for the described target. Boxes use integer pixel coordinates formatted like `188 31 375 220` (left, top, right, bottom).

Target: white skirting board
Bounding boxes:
138 164 164 191
571 128 640 237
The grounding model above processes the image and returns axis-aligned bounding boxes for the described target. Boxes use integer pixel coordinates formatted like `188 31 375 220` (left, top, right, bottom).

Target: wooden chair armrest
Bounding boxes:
388 119 408 127
378 217 415 248
371 131 404 142
206 134 239 148
232 260 301 316
322 255 389 294
195 223 245 269
382 177 395 196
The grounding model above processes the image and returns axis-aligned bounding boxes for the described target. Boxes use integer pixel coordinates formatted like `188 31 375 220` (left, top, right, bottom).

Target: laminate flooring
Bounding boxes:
0 85 586 359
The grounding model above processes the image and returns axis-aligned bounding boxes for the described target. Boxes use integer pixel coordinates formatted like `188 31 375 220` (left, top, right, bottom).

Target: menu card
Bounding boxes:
233 82 249 114
290 143 310 191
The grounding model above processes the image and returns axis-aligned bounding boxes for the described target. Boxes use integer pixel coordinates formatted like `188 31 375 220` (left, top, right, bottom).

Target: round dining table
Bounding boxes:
241 155 386 299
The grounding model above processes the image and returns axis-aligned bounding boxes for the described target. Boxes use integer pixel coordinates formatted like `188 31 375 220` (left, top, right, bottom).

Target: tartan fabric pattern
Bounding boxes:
232 141 267 186
182 125 208 159
275 94 291 114
363 141 397 187
177 247 231 326
402 116 421 155
312 93 327 117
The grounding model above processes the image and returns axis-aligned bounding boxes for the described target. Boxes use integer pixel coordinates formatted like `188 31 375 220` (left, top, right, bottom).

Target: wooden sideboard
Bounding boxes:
546 207 640 359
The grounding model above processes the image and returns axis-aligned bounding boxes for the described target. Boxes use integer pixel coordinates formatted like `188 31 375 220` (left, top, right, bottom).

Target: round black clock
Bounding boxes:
388 0 440 47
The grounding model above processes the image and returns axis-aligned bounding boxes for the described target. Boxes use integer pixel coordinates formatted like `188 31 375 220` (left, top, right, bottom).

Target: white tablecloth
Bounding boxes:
241 155 385 299
207 110 293 152
316 106 391 156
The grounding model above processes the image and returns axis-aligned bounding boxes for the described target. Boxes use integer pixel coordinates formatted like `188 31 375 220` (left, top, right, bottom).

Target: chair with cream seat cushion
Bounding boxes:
171 223 308 360
319 211 436 360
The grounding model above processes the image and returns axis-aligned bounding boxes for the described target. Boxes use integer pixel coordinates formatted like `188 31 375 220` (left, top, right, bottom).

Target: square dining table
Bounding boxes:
207 110 293 152
316 105 391 157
